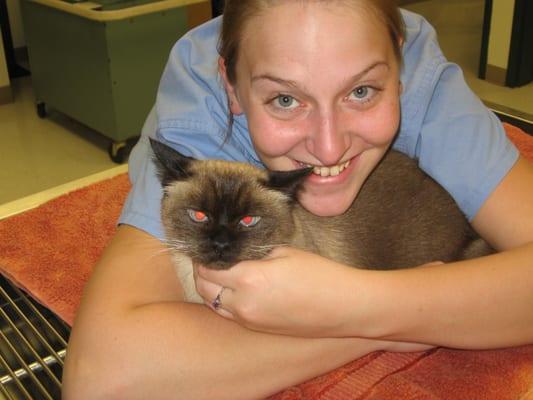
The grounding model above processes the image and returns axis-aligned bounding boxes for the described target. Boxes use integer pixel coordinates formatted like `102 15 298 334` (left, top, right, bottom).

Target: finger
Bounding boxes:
197 265 242 288
208 297 236 320
213 306 235 320
424 261 445 267
264 245 290 259
207 287 237 318
195 271 224 302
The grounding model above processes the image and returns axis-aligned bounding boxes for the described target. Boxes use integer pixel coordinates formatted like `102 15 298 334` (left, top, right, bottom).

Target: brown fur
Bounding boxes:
152 138 492 269
161 160 297 269
152 139 493 276
290 151 493 269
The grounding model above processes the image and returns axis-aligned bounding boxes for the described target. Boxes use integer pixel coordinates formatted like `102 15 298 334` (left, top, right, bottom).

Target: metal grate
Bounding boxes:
0 274 70 399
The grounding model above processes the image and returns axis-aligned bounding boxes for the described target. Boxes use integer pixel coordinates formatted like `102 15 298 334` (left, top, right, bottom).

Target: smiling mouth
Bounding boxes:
297 159 352 177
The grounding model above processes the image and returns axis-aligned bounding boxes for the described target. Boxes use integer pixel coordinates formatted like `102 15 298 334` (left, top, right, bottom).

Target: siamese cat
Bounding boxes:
150 138 493 303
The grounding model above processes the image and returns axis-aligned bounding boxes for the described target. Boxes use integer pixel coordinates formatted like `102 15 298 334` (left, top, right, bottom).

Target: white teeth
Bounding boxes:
329 165 340 176
306 160 350 177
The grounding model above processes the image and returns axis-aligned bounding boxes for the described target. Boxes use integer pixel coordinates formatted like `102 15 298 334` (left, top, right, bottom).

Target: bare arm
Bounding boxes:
369 155 533 348
353 242 533 348
62 225 397 400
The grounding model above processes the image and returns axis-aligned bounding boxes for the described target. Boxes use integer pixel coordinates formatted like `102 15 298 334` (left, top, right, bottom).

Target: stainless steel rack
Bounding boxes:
0 274 70 399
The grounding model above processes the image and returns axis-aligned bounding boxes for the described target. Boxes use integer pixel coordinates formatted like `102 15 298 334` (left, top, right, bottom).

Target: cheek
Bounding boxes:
354 100 400 146
247 114 309 158
236 88 306 159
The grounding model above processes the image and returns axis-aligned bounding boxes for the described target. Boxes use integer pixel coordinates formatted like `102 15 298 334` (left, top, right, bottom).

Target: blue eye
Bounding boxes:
352 86 369 99
275 95 299 109
347 86 380 105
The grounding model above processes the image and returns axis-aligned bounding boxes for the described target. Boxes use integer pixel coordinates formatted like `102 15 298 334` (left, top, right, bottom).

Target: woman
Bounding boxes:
62 1 533 399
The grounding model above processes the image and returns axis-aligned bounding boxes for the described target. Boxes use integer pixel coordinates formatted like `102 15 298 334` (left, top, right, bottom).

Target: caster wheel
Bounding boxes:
108 141 128 164
36 102 47 119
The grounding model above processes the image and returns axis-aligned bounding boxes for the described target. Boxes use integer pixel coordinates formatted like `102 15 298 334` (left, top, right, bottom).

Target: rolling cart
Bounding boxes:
20 0 211 162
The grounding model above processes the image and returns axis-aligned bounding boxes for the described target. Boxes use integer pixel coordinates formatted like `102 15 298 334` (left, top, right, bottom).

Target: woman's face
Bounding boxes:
221 2 402 216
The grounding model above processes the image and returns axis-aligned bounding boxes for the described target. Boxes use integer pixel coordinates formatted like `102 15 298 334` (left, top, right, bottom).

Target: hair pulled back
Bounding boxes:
218 0 405 85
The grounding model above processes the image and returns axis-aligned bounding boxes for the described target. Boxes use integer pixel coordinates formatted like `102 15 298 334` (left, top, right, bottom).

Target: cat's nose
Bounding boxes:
211 229 231 255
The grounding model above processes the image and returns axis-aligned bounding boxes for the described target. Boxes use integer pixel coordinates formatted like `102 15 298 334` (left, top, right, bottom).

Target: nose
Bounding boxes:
211 228 231 256
306 109 349 166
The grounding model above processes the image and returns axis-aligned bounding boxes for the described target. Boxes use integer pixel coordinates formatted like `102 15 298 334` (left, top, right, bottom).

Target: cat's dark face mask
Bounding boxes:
150 138 311 269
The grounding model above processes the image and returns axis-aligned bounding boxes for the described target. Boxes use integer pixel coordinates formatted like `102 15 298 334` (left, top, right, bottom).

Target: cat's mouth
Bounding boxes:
297 159 351 178
193 256 239 271
201 262 234 271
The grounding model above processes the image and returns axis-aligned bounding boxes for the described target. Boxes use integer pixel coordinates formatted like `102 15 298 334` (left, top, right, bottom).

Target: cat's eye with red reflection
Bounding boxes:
187 209 208 223
239 215 261 227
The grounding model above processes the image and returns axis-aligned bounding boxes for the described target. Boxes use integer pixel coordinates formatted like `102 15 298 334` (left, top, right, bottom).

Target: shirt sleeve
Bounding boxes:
121 9 520 239
118 107 167 240
394 10 519 221
155 16 259 164
118 17 260 240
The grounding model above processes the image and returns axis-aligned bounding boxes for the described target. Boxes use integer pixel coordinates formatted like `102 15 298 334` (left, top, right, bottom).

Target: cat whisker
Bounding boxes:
126 238 181 260
171 245 204 260
248 244 287 251
149 247 173 259
161 238 189 246
160 239 197 252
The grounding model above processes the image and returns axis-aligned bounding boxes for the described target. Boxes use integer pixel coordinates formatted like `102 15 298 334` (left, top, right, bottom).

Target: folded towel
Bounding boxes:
0 123 532 398
0 173 130 325
268 346 533 399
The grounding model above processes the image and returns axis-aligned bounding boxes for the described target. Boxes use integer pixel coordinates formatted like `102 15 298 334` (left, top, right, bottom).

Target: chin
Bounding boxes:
298 193 355 216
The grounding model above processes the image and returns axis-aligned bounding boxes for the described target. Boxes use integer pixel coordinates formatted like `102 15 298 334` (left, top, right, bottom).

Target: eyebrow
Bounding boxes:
251 61 390 88
251 74 298 88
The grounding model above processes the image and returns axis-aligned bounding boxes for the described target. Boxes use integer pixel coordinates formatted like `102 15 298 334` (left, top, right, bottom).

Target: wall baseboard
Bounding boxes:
485 64 507 86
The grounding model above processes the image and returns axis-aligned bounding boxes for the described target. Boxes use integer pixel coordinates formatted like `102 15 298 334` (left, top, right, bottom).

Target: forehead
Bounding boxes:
239 2 395 81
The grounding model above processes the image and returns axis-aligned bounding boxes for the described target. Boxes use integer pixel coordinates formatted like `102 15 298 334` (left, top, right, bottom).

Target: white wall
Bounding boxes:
487 0 515 70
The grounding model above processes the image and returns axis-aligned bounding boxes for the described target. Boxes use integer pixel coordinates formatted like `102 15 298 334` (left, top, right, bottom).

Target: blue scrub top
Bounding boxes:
119 9 518 241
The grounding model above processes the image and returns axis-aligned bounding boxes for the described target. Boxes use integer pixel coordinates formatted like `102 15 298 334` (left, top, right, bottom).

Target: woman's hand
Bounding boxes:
195 246 368 337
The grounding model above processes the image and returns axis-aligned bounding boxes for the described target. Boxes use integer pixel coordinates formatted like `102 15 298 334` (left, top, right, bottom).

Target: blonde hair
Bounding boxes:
218 0 405 84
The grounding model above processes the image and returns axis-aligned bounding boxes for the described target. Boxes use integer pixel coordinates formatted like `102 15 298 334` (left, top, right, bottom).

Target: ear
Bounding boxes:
218 57 244 115
266 168 313 200
149 138 195 187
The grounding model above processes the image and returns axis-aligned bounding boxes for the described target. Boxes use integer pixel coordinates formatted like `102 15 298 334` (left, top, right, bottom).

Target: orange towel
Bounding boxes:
0 123 532 398
0 173 130 325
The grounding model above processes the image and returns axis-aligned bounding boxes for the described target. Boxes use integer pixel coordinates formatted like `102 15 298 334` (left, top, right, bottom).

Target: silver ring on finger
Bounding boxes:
212 287 226 310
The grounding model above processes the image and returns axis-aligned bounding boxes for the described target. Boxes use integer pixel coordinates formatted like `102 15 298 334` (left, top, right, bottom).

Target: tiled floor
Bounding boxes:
0 77 118 205
1 0 531 207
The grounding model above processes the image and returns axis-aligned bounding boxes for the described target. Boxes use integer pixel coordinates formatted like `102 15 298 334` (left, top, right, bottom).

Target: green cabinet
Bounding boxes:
21 0 211 161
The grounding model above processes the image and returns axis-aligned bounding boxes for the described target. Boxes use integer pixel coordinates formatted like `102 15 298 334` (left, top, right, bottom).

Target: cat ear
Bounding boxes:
266 168 313 200
149 138 195 187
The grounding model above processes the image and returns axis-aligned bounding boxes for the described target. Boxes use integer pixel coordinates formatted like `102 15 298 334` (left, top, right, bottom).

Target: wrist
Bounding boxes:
334 268 402 340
